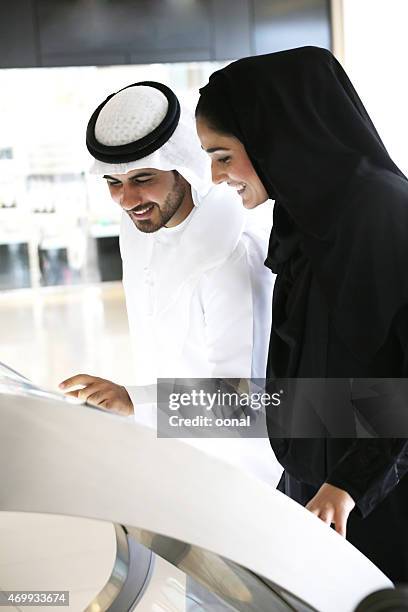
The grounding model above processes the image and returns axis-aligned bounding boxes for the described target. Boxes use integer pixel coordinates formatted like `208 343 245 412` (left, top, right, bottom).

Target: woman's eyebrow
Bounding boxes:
202 146 229 153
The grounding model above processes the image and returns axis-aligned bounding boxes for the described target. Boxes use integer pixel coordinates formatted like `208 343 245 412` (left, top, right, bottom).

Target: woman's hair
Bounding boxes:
195 79 240 139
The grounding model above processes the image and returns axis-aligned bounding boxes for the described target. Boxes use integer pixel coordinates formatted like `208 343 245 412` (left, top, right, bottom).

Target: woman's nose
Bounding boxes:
211 162 227 185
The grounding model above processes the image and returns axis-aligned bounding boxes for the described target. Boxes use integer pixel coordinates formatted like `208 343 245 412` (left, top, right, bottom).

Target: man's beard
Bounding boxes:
129 173 186 234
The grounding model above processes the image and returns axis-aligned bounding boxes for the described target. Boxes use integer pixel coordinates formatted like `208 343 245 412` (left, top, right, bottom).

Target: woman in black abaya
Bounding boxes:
195 46 408 583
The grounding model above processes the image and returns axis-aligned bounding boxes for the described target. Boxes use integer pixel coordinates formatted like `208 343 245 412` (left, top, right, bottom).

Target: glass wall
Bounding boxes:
0 62 224 290
342 0 408 176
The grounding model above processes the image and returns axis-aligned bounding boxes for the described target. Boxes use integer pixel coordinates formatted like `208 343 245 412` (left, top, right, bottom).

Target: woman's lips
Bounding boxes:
228 182 247 197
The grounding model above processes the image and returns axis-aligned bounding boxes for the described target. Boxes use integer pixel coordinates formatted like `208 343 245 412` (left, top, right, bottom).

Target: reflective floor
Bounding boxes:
0 513 116 612
0 281 134 390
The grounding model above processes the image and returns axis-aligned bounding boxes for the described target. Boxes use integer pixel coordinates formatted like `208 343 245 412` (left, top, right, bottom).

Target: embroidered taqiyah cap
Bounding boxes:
86 81 211 196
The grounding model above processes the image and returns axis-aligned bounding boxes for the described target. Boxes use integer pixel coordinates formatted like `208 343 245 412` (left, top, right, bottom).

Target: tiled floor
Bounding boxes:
0 282 134 611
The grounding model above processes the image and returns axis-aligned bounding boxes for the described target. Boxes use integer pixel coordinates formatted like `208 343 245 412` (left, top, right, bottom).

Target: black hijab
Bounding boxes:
197 46 408 366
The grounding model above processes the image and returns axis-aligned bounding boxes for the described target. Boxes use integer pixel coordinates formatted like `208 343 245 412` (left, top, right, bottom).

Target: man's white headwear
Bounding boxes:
86 81 211 196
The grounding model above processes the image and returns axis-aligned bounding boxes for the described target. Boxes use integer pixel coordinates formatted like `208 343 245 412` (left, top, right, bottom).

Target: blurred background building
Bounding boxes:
0 0 332 291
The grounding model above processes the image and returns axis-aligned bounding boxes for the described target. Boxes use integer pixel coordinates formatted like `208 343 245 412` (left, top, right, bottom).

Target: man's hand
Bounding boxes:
305 483 355 537
59 374 134 416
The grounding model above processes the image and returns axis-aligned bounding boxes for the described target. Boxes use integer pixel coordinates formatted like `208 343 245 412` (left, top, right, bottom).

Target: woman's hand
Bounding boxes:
59 374 134 416
306 483 355 537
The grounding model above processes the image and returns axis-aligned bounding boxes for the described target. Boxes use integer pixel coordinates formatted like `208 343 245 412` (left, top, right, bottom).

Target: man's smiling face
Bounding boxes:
104 168 188 233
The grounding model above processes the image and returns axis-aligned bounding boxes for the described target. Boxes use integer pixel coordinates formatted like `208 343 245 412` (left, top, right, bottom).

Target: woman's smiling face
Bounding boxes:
196 117 268 209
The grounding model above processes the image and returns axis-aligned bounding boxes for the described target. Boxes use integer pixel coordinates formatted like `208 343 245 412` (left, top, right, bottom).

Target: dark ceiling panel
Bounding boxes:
211 0 252 60
253 0 331 55
0 0 38 68
36 0 212 64
0 0 332 69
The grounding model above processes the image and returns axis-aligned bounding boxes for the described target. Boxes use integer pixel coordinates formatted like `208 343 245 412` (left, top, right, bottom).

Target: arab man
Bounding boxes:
60 81 281 485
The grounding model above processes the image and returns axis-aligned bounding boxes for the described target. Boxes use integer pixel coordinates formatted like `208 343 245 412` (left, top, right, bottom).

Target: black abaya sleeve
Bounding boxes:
327 438 408 517
326 306 408 518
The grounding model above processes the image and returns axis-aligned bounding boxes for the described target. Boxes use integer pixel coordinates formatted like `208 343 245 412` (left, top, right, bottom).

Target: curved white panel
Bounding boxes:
0 392 392 612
